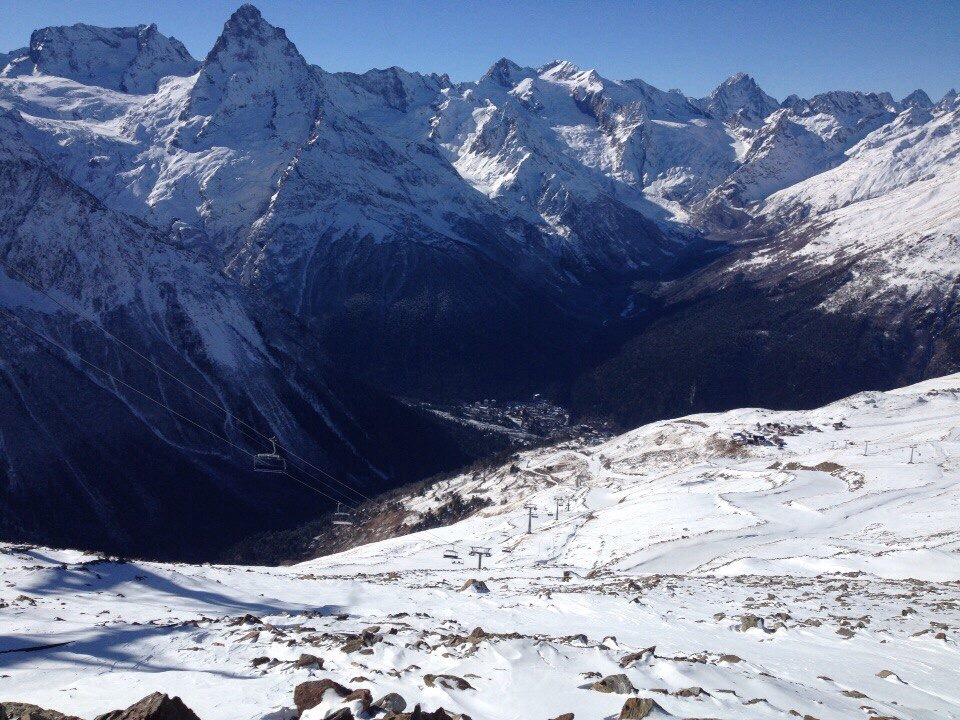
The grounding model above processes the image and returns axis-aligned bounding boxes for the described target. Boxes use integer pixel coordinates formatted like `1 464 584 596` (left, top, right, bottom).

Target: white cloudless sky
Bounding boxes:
1 0 957 100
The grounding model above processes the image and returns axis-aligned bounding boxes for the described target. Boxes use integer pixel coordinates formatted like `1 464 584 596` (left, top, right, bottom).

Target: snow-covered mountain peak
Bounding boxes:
537 59 584 80
480 57 526 88
901 88 933 109
188 3 318 145
0 22 198 93
700 71 779 122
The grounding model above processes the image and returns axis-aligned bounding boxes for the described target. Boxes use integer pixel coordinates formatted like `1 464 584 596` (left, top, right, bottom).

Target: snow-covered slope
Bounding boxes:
1 22 198 94
3 375 959 720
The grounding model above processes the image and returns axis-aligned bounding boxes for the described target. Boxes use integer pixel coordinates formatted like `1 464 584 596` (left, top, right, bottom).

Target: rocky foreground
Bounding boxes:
3 376 960 719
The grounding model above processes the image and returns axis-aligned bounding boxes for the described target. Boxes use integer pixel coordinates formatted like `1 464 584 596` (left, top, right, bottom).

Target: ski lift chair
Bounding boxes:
332 502 355 526
443 545 460 560
254 437 286 473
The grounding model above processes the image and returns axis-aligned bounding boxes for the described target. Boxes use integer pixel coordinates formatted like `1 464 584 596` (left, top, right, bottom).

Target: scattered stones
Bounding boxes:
673 686 704 697
591 674 637 694
424 674 474 691
836 628 856 639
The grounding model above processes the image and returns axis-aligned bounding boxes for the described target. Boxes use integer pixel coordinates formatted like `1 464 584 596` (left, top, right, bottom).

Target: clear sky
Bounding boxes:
1 0 957 101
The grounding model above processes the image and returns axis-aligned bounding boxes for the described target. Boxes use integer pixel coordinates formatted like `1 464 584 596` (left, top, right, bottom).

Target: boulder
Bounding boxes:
92 693 201 720
549 714 575 720
619 646 655 667
373 694 407 714
342 690 372 713
591 674 636 694
740 614 764 631
294 679 352 714
424 674 474 691
459 579 489 593
295 653 323 669
619 698 661 719
325 710 353 720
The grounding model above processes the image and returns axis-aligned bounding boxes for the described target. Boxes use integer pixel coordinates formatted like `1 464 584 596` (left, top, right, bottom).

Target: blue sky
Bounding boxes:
1 0 957 101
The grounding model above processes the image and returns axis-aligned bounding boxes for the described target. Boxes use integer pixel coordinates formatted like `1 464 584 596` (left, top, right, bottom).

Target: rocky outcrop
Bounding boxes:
93 693 201 720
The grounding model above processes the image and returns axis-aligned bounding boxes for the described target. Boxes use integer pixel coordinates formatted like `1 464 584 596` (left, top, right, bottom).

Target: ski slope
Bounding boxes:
2 375 960 719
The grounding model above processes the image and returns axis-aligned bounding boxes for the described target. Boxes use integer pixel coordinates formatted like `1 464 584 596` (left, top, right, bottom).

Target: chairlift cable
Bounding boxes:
0 256 369 504
0 304 347 507
0 260 476 550
0 303 463 550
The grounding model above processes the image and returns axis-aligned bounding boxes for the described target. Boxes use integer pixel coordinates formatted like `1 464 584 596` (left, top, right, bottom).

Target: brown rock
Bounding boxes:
295 653 323 669
325 710 353 720
92 693 201 720
251 656 270 667
719 654 742 663
591 674 636 694
294 679 352 714
342 690 372 712
549 715 575 720
459 579 489 593
619 698 660 719
619 646 655 667
424 674 474 691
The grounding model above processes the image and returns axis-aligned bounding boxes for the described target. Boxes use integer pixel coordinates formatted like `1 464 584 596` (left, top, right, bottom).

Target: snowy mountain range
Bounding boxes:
1 4 958 557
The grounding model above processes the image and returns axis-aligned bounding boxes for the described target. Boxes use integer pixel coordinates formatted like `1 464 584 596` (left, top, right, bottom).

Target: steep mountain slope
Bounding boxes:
0 109 472 560
574 97 960 426
3 375 959 720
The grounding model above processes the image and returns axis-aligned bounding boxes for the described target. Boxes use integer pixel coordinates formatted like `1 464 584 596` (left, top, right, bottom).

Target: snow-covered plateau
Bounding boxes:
3 374 959 720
